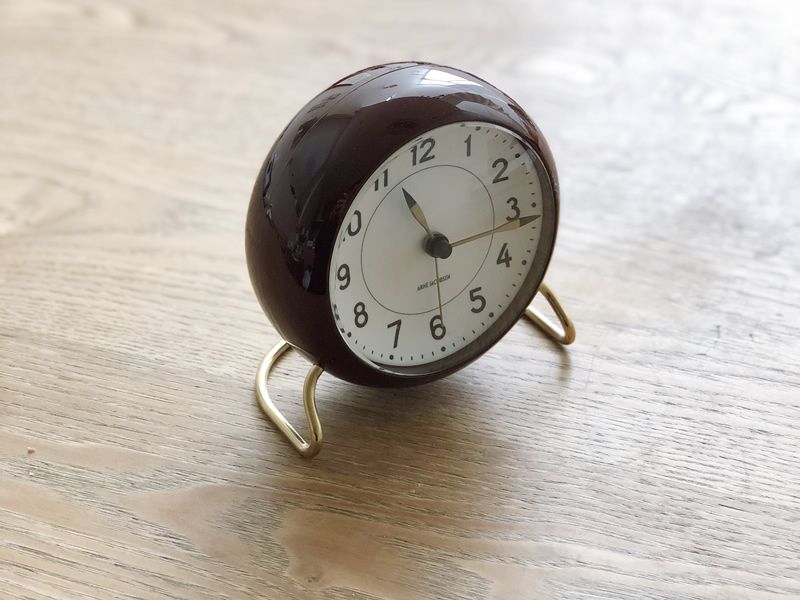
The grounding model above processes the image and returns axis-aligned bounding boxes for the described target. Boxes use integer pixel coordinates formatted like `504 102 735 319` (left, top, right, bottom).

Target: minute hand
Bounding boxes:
450 214 541 248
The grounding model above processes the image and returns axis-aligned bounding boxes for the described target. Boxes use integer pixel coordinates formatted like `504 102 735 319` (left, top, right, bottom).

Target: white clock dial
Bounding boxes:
329 121 550 370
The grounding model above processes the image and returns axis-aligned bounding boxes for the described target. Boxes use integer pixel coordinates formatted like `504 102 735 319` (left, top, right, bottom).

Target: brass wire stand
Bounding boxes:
256 283 576 458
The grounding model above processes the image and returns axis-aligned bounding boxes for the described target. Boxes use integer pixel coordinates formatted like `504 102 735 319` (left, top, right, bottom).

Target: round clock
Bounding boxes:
246 62 575 457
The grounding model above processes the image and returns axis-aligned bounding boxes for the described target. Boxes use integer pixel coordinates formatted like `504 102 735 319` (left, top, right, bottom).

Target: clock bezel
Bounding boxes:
245 62 560 387
326 122 557 378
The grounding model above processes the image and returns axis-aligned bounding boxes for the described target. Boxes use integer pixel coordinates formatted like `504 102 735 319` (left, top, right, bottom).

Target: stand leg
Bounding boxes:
255 285 572 457
255 340 324 458
524 282 576 345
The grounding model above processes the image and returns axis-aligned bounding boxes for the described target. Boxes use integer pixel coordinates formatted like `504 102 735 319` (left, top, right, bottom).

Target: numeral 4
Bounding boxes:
496 243 512 267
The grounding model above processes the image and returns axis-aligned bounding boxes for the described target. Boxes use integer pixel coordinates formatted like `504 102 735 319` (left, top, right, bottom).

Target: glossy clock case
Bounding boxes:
246 62 559 387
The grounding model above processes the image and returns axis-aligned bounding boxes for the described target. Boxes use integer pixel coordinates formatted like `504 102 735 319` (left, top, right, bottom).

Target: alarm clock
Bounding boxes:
246 62 575 457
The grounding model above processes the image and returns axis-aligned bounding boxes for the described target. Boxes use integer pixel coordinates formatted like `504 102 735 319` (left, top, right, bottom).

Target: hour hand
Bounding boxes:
450 214 541 248
402 188 432 236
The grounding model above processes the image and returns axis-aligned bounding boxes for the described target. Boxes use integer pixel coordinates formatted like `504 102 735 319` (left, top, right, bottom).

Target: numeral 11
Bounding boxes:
374 169 388 191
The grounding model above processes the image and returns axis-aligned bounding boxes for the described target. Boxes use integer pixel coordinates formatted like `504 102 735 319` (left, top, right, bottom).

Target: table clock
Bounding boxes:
245 62 575 458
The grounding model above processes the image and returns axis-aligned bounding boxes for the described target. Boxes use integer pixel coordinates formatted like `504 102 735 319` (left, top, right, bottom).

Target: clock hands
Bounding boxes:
449 214 541 248
402 187 445 316
402 189 540 317
403 188 453 259
402 188 432 236
404 185 540 254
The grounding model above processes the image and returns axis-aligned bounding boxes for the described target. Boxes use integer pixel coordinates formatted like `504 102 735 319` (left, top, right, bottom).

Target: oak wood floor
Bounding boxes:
1 1 798 598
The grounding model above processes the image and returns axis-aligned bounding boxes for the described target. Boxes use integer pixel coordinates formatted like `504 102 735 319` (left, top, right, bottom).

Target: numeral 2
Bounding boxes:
492 158 509 183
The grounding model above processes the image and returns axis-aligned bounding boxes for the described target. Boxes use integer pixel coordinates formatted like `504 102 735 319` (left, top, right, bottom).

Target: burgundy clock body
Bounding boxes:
245 62 560 387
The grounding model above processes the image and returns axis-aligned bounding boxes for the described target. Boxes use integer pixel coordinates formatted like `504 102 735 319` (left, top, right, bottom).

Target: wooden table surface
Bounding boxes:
2 1 799 598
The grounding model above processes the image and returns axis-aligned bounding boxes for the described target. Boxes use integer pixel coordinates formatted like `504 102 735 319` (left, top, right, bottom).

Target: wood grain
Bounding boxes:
1 0 798 598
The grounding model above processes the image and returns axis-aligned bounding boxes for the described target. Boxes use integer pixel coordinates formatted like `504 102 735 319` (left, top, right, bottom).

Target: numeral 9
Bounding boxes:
337 264 350 290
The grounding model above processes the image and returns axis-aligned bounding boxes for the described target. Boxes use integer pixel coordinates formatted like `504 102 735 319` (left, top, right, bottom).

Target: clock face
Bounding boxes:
328 121 554 374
